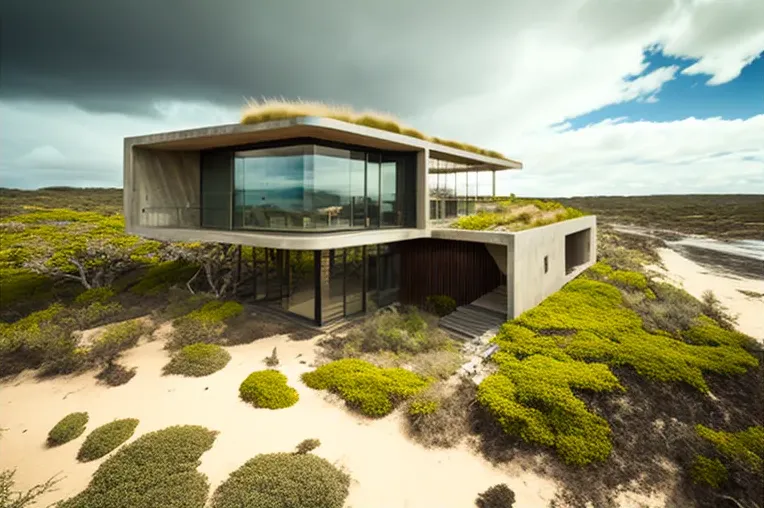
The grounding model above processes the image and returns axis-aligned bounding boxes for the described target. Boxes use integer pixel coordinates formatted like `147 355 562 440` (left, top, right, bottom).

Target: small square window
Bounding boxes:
544 255 549 274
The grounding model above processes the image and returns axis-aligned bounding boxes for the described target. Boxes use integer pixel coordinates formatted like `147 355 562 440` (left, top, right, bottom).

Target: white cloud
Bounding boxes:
499 115 764 197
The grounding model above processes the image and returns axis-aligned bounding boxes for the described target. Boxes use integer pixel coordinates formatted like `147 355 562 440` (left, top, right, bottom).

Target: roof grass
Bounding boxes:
241 99 508 160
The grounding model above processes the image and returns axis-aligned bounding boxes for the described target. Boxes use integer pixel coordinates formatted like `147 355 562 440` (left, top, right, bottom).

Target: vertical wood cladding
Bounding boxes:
399 239 504 307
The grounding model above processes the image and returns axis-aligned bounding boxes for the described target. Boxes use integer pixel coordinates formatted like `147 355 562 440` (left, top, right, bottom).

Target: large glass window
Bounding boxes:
221 144 415 232
201 151 232 229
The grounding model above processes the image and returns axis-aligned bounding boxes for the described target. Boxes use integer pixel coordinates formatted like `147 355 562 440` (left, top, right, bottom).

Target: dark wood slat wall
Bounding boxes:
399 239 504 307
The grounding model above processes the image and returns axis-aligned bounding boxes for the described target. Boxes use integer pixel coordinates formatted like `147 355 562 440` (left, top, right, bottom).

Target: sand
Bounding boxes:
0 332 557 507
653 247 764 342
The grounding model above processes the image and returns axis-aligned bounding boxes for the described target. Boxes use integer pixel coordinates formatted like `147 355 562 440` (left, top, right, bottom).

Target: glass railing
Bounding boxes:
429 197 498 225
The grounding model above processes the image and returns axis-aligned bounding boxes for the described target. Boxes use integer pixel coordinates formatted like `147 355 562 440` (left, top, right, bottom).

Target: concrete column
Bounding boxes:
492 170 496 197
416 148 430 229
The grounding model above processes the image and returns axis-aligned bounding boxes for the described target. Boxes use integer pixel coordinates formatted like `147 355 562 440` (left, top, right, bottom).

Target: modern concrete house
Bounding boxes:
124 116 595 336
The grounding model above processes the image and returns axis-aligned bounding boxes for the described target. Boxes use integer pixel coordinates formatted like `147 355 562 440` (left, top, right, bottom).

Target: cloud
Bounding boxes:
500 114 764 197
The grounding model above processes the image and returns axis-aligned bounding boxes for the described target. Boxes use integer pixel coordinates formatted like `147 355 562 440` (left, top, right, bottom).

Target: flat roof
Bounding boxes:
125 116 522 170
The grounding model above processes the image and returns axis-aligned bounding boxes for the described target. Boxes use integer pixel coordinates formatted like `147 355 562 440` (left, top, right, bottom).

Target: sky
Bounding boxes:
0 0 763 197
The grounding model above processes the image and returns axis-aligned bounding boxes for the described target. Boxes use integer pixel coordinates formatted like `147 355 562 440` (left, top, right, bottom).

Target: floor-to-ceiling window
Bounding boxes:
211 144 415 232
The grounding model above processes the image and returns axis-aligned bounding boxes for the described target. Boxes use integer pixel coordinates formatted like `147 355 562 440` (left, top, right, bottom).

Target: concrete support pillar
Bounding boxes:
416 148 430 229
492 170 496 197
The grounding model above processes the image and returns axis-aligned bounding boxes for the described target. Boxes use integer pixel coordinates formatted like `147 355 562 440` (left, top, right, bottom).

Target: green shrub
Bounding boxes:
479 275 760 466
158 290 213 320
0 268 53 316
408 399 439 417
515 279 758 392
66 300 124 330
164 343 231 377
476 483 516 508
696 425 764 472
239 370 299 409
169 300 243 349
346 307 450 356
700 290 738 330
302 358 429 417
77 418 139 462
58 425 217 508
47 412 88 447
425 295 457 316
477 355 622 465
295 438 321 454
131 261 199 295
74 287 115 306
89 319 152 363
210 453 350 508
264 347 279 367
690 455 728 488
609 269 649 290
95 362 137 386
406 379 475 448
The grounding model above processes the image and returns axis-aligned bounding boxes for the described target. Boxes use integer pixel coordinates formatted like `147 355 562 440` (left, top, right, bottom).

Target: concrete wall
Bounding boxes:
125 146 200 231
509 215 597 318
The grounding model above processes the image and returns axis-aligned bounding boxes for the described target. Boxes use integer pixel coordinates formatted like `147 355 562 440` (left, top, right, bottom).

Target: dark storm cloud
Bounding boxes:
0 0 520 117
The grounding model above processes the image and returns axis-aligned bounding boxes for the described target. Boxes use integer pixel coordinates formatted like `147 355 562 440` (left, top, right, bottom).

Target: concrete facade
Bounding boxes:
124 117 596 322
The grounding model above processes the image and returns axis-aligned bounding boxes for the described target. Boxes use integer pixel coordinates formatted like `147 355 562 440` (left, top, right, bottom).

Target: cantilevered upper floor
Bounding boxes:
123 115 521 249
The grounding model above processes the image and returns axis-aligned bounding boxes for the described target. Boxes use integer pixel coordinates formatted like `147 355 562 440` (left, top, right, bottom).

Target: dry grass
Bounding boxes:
241 99 508 160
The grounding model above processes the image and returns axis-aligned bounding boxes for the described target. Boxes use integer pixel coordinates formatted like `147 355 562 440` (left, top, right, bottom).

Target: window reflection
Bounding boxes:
228 144 415 232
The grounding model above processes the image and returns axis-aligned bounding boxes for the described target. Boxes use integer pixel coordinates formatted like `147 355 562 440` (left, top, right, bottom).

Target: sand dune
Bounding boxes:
0 333 557 507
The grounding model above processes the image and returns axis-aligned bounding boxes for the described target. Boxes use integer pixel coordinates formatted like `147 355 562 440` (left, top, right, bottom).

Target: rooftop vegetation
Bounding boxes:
450 196 585 231
241 99 508 160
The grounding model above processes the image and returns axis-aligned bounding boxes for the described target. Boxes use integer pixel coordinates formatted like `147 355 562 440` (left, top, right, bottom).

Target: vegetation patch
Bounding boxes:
130 260 199 295
0 469 60 508
478 275 758 466
450 197 584 232
77 418 139 462
88 318 153 364
95 362 137 386
696 424 764 473
74 287 115 306
210 452 350 508
302 358 429 417
169 300 243 349
295 438 321 454
406 379 475 448
239 370 299 409
241 99 507 160
47 412 88 447
476 483 516 508
425 294 456 317
320 307 452 360
164 343 231 377
58 425 217 508
690 455 728 488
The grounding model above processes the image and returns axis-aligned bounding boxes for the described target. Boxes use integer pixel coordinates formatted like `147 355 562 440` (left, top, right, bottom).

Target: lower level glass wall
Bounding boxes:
249 243 399 324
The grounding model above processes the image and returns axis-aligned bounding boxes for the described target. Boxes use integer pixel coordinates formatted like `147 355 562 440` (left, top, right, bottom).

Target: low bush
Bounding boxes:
210 452 350 508
95 361 137 386
66 301 124 330
239 370 299 409
302 358 429 417
690 455 728 488
295 438 321 454
476 483 516 508
163 343 231 377
425 294 457 317
695 424 764 473
47 412 88 447
700 290 738 330
169 300 243 350
264 347 279 367
130 260 199 295
77 418 139 462
74 287 115 306
407 379 475 448
339 307 451 357
58 425 217 508
89 319 152 364
157 290 213 321
224 317 295 345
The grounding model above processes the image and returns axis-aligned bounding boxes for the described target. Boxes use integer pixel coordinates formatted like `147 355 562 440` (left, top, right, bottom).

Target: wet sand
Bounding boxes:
0 333 557 507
